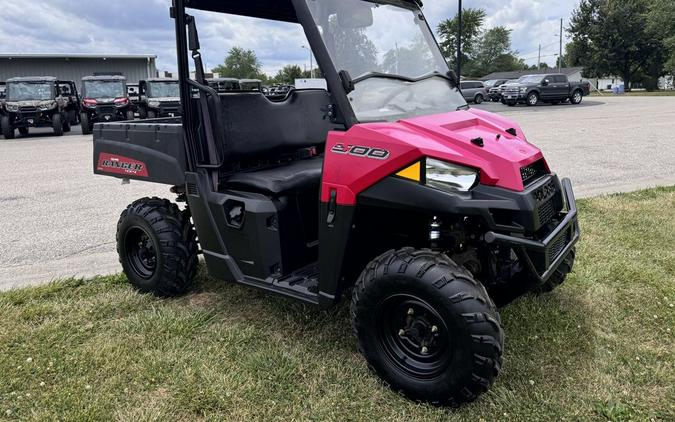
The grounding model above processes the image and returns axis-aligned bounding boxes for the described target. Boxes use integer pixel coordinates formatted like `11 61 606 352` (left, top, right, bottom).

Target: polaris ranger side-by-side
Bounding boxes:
2 76 72 138
136 78 182 119
93 0 579 406
80 75 135 135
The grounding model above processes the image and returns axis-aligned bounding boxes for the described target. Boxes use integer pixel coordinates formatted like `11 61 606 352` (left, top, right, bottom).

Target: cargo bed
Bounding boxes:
93 117 187 186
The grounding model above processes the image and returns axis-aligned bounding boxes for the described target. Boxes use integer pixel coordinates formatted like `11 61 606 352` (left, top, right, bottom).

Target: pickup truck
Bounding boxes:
501 73 591 106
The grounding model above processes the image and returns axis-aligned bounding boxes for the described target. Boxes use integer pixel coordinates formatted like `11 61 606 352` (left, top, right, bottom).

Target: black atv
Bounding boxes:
1 76 71 138
80 75 135 135
58 81 81 126
136 79 181 119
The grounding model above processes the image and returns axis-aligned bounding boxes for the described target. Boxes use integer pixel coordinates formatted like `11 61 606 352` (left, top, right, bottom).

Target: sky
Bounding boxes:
0 0 578 76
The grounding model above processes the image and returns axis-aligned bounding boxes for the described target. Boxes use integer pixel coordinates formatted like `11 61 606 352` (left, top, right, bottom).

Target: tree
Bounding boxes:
437 8 486 70
468 27 518 76
212 47 265 80
437 9 524 77
648 0 675 76
273 65 304 85
568 0 663 90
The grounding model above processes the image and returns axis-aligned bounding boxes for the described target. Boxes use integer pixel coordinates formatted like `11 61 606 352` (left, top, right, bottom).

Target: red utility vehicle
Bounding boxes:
93 0 579 406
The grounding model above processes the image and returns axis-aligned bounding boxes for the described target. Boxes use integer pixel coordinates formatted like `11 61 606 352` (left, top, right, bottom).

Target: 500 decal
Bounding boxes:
331 144 390 160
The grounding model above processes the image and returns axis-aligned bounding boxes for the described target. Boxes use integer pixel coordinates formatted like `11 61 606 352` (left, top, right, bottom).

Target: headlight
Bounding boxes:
520 87 527 93
38 101 56 111
148 101 160 108
6 104 19 112
425 159 479 193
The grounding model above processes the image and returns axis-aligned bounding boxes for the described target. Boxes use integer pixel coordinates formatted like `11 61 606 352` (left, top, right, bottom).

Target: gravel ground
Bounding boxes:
1 96 674 290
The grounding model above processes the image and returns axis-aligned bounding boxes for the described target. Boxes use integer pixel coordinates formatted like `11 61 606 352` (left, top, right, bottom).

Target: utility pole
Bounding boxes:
558 18 563 72
457 0 462 79
537 44 541 70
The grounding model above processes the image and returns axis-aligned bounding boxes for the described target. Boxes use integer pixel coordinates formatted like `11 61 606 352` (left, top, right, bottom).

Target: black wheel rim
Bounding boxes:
376 294 452 380
124 226 157 280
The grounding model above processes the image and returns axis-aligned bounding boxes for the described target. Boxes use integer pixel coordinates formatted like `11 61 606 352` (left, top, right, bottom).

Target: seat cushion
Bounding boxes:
223 157 323 195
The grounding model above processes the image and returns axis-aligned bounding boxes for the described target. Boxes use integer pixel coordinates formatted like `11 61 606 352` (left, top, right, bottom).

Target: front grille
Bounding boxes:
96 106 115 115
549 234 568 261
19 106 38 113
537 199 556 226
521 160 549 186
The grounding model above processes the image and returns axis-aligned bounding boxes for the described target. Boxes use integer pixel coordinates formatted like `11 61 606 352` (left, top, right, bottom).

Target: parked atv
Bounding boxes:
136 78 181 119
1 76 71 138
58 81 81 126
80 75 135 135
93 0 579 407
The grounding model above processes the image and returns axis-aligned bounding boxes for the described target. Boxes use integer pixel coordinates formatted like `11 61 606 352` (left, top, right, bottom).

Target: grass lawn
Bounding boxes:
1 187 674 421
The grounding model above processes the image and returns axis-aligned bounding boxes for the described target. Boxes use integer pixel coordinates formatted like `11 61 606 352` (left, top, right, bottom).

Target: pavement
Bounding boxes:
1 96 675 290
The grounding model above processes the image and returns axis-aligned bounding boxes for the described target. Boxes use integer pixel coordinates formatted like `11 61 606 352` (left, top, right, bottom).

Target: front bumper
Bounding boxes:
485 178 579 283
502 91 526 101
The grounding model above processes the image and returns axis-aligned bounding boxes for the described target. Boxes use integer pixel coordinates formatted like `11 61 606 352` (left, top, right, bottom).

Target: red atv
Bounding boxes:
93 0 579 406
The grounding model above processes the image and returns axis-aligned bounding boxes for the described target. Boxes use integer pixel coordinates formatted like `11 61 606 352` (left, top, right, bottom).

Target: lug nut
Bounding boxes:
407 308 414 316
431 325 438 333
421 346 429 355
398 329 405 337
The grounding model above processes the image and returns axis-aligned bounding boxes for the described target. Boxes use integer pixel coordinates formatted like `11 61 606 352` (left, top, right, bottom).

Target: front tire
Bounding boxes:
18 127 29 136
1 116 15 139
80 113 92 135
147 110 157 119
52 113 64 136
126 110 135 121
117 198 198 297
526 92 539 106
570 90 583 104
351 248 503 407
532 248 576 294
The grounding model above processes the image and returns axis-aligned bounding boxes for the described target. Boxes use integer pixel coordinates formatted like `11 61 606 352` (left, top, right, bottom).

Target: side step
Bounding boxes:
239 263 320 306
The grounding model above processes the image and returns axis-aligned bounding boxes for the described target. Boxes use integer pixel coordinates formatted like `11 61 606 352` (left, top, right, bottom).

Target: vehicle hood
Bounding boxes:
5 100 56 107
148 96 180 103
322 109 546 203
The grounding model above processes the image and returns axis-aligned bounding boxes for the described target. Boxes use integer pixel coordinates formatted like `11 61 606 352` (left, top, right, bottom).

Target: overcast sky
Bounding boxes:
0 0 578 75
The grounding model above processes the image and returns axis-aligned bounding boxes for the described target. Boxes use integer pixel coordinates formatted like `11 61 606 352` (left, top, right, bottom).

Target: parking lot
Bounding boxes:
1 95 675 290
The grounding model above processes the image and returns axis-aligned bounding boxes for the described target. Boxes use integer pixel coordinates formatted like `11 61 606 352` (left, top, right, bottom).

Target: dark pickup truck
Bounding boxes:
501 74 591 106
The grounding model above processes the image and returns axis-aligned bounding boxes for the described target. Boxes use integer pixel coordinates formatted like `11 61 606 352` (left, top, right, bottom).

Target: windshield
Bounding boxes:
6 82 53 101
306 0 466 121
518 75 544 83
84 81 125 99
148 82 180 98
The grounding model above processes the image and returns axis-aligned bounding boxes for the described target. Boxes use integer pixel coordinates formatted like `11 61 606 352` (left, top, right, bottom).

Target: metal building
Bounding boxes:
0 54 158 87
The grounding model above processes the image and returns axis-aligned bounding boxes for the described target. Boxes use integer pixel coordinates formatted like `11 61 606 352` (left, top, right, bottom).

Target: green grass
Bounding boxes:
590 90 675 96
1 187 674 421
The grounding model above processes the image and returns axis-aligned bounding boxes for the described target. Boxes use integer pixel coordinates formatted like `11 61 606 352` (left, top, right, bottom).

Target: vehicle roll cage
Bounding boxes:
170 0 434 175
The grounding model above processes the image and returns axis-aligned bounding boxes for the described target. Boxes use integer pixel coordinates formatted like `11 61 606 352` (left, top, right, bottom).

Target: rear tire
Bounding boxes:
474 94 484 104
18 127 29 136
351 248 503 407
68 110 78 125
1 116 15 139
62 113 71 133
80 113 92 135
52 113 64 136
117 198 199 297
